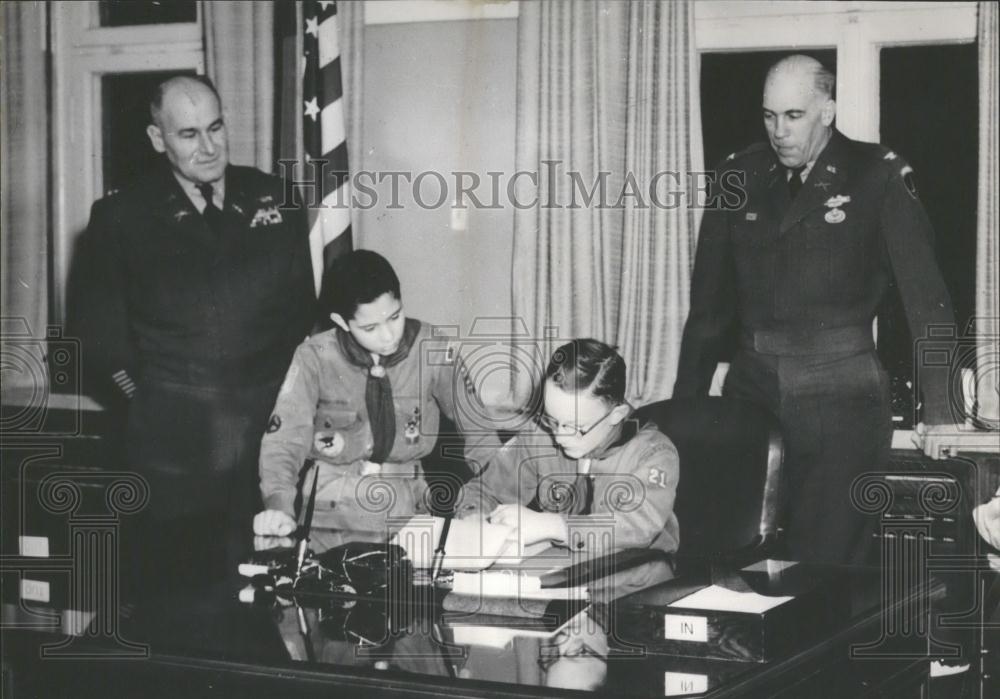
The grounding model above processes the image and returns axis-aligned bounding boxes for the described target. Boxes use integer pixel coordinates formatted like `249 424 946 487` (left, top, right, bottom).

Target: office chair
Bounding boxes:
633 396 784 563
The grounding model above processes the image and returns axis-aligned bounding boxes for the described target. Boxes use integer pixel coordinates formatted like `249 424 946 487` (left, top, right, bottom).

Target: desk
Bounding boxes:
1 542 955 699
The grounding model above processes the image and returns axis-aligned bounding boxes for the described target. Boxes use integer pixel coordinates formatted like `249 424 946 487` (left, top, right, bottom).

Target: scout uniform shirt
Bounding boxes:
260 319 482 531
459 418 680 556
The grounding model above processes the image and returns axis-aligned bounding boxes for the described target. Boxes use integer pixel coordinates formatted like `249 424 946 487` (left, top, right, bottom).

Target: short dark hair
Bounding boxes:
149 75 221 125
319 249 401 320
545 339 626 405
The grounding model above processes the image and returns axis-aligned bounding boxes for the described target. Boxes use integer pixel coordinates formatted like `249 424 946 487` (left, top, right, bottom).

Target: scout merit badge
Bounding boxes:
824 194 850 224
404 407 421 445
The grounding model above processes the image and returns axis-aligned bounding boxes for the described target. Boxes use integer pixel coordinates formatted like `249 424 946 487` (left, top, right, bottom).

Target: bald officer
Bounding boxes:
674 55 958 564
72 76 315 585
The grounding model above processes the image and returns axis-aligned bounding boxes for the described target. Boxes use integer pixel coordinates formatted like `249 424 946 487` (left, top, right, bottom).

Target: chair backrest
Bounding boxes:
633 396 784 560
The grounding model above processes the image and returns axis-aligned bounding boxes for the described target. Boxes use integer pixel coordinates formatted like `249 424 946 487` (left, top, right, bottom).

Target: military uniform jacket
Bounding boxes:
260 321 484 518
71 162 315 392
674 130 954 423
459 420 680 556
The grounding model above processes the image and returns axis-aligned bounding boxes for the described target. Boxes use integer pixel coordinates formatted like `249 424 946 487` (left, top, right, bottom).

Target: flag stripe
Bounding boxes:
320 99 346 159
302 0 352 296
318 13 340 67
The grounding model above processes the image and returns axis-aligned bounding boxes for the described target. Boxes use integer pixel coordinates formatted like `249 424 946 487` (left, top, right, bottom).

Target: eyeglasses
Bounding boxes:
539 406 617 438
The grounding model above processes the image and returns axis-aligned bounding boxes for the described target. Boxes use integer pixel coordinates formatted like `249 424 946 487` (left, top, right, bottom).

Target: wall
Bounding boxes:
358 18 518 402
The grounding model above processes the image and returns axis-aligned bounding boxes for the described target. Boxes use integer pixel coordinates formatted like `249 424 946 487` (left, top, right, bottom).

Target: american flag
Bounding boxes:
303 0 353 295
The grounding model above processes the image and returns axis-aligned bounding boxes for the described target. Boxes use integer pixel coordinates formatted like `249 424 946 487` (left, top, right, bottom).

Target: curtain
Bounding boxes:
1 0 49 390
512 0 702 405
976 1 999 426
203 0 275 172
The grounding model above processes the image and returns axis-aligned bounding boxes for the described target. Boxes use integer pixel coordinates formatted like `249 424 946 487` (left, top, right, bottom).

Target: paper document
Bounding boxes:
452 570 589 601
741 559 798 574
669 585 793 614
391 516 515 571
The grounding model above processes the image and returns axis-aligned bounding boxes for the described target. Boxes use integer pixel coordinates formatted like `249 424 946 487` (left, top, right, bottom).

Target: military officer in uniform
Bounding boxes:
71 75 315 586
674 55 958 564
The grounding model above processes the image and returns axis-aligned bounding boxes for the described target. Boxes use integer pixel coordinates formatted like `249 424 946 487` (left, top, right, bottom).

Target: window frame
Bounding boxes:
50 1 204 322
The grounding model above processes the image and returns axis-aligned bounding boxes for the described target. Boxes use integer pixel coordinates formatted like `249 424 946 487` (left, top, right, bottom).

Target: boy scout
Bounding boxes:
460 339 680 557
254 250 483 541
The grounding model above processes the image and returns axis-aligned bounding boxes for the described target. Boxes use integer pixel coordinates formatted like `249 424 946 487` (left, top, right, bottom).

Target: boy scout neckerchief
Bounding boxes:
336 318 421 465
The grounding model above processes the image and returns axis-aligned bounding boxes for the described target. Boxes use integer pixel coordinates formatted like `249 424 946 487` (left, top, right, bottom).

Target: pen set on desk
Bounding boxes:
294 460 321 581
430 510 454 583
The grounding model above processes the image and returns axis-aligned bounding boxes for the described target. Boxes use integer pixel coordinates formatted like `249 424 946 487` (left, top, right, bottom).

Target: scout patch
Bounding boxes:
266 414 283 434
745 213 758 221
404 407 421 445
314 431 346 458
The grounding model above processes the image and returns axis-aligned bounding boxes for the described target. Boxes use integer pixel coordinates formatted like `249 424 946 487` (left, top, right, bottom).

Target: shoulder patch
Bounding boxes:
900 164 918 199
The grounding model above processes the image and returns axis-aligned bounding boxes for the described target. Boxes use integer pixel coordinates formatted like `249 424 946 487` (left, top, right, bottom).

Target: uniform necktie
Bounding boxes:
335 319 421 465
196 183 223 236
787 165 807 199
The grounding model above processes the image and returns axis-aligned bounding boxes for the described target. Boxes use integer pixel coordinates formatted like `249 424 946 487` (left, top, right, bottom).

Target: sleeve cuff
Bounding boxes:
263 491 296 518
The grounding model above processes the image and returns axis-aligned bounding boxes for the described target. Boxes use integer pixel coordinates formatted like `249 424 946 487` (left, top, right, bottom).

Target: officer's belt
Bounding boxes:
743 325 874 356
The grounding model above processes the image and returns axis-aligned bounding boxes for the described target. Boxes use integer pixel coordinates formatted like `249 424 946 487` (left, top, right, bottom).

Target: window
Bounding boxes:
878 43 978 428
51 1 203 321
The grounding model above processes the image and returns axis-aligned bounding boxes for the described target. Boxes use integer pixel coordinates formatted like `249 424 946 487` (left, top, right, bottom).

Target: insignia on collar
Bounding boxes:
824 195 851 208
726 152 735 161
884 151 897 161
825 165 837 173
250 206 284 228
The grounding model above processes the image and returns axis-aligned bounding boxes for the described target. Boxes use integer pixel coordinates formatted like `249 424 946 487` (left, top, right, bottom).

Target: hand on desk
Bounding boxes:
254 509 297 537
488 505 567 546
254 534 296 551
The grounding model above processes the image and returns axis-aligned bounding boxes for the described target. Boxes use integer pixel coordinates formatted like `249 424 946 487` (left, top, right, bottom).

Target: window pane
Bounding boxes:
99 1 197 28
101 70 195 192
878 43 978 428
